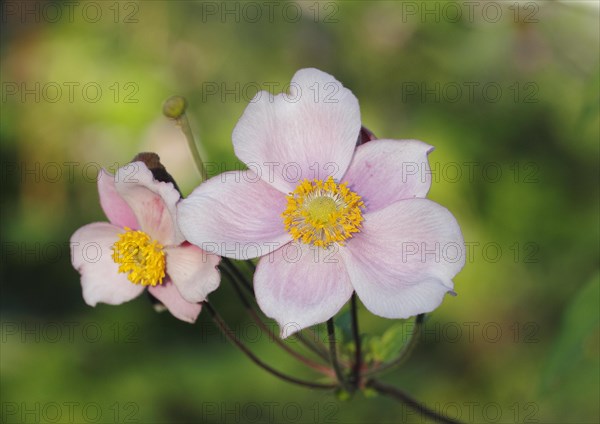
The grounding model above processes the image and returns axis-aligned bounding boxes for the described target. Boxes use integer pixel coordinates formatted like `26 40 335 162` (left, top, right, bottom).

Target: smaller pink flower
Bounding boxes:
70 161 221 323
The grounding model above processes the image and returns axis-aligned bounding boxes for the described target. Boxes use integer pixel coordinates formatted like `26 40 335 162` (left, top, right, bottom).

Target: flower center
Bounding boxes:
112 228 166 286
282 176 364 247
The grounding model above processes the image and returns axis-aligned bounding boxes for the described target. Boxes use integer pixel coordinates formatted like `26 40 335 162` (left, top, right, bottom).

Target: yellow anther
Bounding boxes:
282 176 364 247
112 228 166 286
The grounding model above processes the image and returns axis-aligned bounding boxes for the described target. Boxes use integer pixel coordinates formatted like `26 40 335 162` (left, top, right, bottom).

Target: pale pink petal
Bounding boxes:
148 282 202 323
164 244 221 303
233 68 361 193
70 222 145 306
114 162 182 245
343 139 433 213
254 242 354 338
97 169 139 229
178 171 291 260
342 199 465 319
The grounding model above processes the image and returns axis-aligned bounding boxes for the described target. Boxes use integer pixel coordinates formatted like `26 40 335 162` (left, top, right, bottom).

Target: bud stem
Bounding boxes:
179 114 208 182
163 96 208 182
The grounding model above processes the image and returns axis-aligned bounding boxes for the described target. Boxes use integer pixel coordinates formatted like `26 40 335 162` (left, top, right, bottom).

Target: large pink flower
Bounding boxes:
70 161 221 323
178 68 465 336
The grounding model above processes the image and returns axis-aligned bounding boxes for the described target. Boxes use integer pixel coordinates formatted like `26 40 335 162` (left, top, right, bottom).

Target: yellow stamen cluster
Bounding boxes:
112 228 166 286
282 176 364 247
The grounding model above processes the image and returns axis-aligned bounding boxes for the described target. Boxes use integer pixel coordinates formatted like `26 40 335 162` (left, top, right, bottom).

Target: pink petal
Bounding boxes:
97 169 139 229
148 282 202 323
343 139 433 213
70 222 145 306
178 171 291 260
114 161 182 245
254 242 354 338
164 244 221 303
342 198 465 319
232 68 361 193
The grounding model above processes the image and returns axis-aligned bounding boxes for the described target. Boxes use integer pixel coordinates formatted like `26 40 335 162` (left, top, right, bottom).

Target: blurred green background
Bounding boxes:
1 1 598 423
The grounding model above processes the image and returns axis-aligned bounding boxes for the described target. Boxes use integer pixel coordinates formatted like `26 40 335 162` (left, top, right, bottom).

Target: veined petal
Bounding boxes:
70 222 144 306
233 68 361 193
165 243 221 303
343 199 465 319
97 169 139 229
178 171 291 260
148 282 202 323
114 161 182 246
343 139 433 213
254 242 354 338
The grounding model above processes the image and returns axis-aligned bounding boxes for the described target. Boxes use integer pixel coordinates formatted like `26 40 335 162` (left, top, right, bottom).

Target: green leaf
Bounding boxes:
542 273 600 392
369 321 416 363
361 334 376 364
334 307 352 344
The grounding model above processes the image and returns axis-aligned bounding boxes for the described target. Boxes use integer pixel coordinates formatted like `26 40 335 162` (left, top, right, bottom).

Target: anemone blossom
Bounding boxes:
71 161 221 323
178 68 465 336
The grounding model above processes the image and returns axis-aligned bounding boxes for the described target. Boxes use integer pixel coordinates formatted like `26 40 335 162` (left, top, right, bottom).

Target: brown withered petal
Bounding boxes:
357 126 377 145
131 152 181 194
